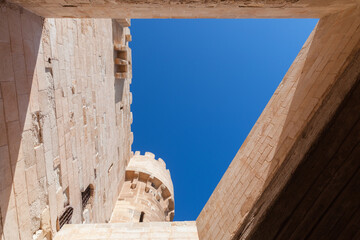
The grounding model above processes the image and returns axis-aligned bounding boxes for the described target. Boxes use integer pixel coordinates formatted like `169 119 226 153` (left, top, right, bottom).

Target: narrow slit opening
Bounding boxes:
139 212 145 222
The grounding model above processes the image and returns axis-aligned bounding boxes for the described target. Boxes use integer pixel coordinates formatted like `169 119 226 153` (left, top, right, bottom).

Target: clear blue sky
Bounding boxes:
129 19 318 221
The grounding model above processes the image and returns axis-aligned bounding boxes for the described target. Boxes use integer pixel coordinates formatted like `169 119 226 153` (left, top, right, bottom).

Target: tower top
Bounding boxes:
111 151 175 222
127 151 174 197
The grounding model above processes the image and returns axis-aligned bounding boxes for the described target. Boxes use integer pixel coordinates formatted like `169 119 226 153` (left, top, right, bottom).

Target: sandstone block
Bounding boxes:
47 184 58 233
22 130 37 168
0 43 14 82
12 159 27 196
26 164 39 204
2 207 20 240
15 189 30 228
0 146 12 192
0 8 9 43
7 6 23 54
0 101 7 147
35 144 46 179
1 82 18 122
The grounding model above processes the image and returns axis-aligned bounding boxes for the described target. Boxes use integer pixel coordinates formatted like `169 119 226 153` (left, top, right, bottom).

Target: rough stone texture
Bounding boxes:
5 0 359 18
237 50 360 240
110 152 175 223
196 6 360 240
1 0 360 240
54 221 199 240
0 3 133 239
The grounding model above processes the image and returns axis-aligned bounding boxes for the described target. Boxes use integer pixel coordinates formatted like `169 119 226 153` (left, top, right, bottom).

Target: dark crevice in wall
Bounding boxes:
139 212 145 222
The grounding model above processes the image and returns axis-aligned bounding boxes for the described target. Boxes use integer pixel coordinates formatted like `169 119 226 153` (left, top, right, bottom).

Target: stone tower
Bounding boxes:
110 152 175 223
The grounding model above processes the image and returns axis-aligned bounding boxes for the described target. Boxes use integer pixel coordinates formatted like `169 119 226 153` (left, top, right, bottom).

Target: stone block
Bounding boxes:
12 53 30 95
12 159 27 196
22 130 37 168
55 89 63 118
0 43 14 82
47 184 58 233
0 185 16 212
17 93 32 131
25 164 39 204
57 117 65 147
51 123 60 158
42 115 53 153
116 19 131 27
15 189 30 228
32 229 45 240
45 150 56 186
29 73 40 113
56 187 64 216
0 8 9 43
40 206 51 234
18 220 32 240
2 207 20 240
7 6 23 54
36 51 48 92
23 38 36 76
0 101 7 147
28 198 42 232
125 34 132 42
38 90 50 115
19 10 34 41
35 144 46 179
1 82 18 122
0 146 12 192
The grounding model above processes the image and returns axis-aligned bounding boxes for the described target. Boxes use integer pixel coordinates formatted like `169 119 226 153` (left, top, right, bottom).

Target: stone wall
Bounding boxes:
54 221 199 240
2 1 360 240
0 3 133 240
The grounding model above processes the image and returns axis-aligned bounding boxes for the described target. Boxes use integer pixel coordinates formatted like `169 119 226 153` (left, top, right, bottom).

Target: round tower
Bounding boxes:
110 152 175 223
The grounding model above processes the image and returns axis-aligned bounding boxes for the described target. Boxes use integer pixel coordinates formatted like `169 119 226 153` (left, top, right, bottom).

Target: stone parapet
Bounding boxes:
110 152 175 223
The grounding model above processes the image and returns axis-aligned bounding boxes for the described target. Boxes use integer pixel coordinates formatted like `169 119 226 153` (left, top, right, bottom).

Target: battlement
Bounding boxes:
128 151 174 196
110 152 175 222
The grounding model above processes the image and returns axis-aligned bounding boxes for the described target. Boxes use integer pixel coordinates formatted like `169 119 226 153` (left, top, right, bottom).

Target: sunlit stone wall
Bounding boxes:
0 3 133 239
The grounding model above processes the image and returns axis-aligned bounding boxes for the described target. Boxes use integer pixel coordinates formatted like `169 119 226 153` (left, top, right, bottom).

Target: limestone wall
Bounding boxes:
0 3 133 240
54 221 199 240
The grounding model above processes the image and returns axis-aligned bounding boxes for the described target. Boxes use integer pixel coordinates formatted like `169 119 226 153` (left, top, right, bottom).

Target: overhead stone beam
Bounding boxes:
6 0 358 18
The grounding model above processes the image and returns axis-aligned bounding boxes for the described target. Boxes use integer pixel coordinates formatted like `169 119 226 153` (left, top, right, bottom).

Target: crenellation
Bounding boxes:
110 153 175 223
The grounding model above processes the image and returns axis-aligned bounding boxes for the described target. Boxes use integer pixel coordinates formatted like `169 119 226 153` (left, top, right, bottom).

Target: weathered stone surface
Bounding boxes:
6 0 359 18
54 221 199 240
0 4 132 239
1 1 360 240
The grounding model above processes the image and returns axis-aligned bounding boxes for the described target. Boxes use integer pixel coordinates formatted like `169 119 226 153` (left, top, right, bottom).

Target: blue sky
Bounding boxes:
129 19 318 221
